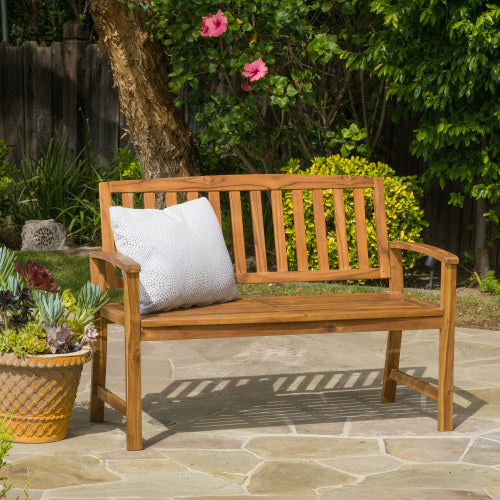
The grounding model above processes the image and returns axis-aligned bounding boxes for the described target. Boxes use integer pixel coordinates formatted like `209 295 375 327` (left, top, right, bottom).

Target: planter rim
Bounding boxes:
0 346 91 368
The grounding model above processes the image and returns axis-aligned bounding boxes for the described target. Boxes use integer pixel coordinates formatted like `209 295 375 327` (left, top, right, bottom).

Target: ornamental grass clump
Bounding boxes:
0 247 108 357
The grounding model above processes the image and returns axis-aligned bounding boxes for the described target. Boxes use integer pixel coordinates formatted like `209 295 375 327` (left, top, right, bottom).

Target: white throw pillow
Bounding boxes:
109 197 238 314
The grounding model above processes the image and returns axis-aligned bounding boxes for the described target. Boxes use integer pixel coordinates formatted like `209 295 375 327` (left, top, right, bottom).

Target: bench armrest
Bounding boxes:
89 251 141 273
388 242 457 313
389 242 459 265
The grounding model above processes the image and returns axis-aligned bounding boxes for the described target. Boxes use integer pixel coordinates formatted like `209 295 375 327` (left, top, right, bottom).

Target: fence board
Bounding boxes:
51 42 64 130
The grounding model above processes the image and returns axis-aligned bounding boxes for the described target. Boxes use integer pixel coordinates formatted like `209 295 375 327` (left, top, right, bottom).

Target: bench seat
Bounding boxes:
101 293 443 341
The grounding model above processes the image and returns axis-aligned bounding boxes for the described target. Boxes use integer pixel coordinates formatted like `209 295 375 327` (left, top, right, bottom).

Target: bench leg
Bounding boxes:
381 330 402 403
438 323 454 431
438 261 456 431
124 273 143 450
90 315 107 422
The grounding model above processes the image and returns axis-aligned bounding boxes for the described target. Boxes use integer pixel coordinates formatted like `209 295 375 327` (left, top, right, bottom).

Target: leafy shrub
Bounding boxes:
114 143 143 180
282 155 427 271
11 131 141 246
0 141 17 226
475 270 500 295
10 130 102 245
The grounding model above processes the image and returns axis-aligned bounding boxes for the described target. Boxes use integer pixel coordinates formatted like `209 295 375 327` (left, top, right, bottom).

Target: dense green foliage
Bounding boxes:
343 1 500 226
5 0 85 45
143 0 384 171
0 141 16 228
282 155 427 270
475 270 500 295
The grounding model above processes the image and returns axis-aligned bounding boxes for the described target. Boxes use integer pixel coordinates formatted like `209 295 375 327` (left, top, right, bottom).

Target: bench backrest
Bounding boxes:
99 174 391 285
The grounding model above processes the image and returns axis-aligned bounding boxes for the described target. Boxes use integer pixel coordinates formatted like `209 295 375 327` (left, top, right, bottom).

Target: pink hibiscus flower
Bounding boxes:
241 83 254 91
242 58 268 82
201 10 228 37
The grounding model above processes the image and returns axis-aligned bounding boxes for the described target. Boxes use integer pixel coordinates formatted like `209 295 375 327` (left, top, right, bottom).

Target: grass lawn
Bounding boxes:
16 251 500 331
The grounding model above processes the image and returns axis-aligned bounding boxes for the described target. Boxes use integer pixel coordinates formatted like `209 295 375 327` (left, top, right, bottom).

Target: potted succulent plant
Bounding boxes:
0 246 107 443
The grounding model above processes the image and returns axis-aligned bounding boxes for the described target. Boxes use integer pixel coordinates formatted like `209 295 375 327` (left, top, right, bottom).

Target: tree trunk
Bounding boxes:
474 197 490 279
88 0 199 179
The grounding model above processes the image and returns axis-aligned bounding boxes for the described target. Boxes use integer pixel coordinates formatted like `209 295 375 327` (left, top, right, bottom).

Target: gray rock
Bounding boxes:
21 219 74 251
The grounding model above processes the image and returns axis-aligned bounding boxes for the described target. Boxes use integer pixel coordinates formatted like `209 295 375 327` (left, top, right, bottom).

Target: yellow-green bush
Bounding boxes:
282 155 427 271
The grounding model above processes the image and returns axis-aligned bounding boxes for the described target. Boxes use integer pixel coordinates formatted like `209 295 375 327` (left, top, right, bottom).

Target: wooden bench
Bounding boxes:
89 174 458 450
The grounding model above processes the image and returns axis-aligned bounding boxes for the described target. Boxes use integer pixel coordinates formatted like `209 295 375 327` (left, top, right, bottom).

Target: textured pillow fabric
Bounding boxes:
109 197 238 314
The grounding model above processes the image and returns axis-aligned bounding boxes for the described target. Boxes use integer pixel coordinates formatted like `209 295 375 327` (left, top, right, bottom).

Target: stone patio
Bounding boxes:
6 324 500 499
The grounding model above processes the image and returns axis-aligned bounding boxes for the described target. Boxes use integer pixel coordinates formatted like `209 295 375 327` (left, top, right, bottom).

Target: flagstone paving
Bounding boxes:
6 324 500 499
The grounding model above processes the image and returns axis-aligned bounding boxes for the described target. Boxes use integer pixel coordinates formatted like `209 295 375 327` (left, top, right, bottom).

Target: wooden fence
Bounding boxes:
0 23 126 167
0 24 497 268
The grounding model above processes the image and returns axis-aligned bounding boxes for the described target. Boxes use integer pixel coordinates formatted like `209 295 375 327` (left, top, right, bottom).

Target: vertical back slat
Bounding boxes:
165 192 177 207
208 191 222 227
312 189 329 271
187 191 198 201
373 177 390 274
292 190 308 272
229 191 247 274
144 193 156 209
122 193 134 208
271 190 288 272
99 183 118 288
353 188 369 269
249 191 268 272
332 188 350 270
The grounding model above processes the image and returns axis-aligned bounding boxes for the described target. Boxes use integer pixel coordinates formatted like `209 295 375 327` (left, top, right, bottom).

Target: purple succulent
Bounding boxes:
14 260 60 293
44 322 73 354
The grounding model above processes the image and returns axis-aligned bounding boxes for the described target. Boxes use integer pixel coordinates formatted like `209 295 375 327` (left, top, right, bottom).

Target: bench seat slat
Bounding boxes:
102 293 442 329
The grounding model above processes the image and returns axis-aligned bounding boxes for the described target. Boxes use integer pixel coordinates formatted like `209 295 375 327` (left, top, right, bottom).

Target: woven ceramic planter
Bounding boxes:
0 347 91 443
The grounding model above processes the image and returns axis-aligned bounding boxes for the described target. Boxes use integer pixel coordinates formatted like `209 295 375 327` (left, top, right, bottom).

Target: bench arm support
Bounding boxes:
89 251 141 273
388 241 458 309
388 241 458 265
89 251 141 293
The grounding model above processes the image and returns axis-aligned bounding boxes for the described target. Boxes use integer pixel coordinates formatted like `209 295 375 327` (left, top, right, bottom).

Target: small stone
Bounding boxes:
8 452 119 489
462 438 500 466
161 449 261 484
107 458 186 474
317 486 492 499
248 461 355 495
320 455 401 475
245 436 379 459
359 463 500 489
21 219 73 251
385 438 469 462
152 432 244 450
45 471 243 498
